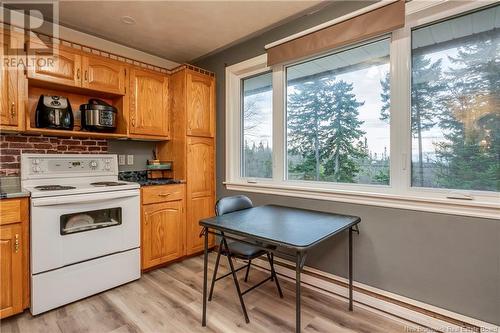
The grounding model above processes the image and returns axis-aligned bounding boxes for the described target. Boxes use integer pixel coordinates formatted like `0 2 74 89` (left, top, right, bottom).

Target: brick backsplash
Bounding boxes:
0 134 108 176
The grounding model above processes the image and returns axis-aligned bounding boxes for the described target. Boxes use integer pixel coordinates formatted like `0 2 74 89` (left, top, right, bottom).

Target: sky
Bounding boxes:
242 41 493 163
243 62 391 158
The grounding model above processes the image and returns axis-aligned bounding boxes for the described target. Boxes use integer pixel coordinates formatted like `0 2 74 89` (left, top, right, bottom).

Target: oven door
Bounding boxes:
31 189 140 274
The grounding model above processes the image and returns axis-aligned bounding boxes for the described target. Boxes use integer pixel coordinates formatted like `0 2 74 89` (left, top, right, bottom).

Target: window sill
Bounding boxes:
224 181 500 220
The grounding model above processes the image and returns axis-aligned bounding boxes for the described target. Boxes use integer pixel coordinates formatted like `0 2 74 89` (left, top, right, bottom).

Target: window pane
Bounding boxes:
242 72 273 178
411 5 499 192
286 39 391 185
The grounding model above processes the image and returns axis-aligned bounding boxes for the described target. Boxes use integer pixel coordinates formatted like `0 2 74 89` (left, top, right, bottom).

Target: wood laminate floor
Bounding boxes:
0 254 412 333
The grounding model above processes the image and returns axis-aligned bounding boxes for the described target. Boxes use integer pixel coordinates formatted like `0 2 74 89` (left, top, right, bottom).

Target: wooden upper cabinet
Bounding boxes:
0 223 23 319
0 65 18 128
27 42 81 87
0 34 23 130
82 56 126 95
129 68 169 138
142 200 184 270
186 71 214 137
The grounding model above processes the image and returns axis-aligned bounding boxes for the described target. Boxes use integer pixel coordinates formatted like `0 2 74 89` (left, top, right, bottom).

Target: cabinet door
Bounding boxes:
0 223 23 319
0 35 23 129
27 42 81 87
186 196 214 255
186 71 214 137
129 68 169 137
82 56 126 94
186 137 215 254
142 200 184 270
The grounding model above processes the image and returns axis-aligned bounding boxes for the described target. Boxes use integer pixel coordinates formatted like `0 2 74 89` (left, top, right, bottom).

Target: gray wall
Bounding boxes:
195 1 500 325
108 140 156 171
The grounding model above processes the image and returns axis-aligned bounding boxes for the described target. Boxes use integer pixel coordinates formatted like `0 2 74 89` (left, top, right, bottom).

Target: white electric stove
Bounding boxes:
21 154 141 315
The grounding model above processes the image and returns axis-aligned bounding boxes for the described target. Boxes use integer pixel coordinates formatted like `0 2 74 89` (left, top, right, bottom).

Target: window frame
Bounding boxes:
283 36 392 188
225 0 500 219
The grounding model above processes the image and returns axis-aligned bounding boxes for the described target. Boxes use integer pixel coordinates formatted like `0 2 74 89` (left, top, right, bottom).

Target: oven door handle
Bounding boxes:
32 190 139 207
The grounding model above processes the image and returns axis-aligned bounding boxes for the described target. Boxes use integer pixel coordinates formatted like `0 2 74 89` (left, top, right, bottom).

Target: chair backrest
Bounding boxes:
215 195 253 216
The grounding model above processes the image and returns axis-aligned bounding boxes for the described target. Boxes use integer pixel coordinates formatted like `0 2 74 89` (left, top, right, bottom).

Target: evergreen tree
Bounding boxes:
435 31 500 191
243 140 272 178
411 55 445 186
380 57 444 186
379 72 390 122
287 78 366 182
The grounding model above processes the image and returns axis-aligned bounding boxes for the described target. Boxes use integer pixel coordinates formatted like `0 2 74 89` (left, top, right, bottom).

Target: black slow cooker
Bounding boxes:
80 99 117 132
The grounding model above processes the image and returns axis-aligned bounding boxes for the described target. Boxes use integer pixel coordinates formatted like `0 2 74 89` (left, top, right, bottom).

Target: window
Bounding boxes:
225 2 500 219
411 5 499 192
286 39 390 185
242 72 273 178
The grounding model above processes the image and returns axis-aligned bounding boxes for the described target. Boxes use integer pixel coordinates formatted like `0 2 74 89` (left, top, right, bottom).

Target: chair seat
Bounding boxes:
222 241 267 259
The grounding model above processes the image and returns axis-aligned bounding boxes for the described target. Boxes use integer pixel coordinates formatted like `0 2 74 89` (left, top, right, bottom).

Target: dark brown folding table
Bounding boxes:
199 204 361 333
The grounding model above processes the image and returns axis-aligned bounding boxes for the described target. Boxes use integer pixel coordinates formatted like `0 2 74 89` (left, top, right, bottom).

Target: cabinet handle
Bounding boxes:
131 115 136 127
77 68 80 80
14 234 19 253
158 193 171 197
85 70 88 81
10 102 15 117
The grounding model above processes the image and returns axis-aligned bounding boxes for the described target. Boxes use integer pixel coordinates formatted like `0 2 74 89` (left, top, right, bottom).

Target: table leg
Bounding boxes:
202 227 208 326
296 252 302 333
348 227 353 311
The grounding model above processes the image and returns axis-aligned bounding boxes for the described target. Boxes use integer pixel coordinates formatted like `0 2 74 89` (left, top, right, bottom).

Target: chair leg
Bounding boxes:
267 253 283 298
244 260 251 282
208 239 223 301
222 237 250 323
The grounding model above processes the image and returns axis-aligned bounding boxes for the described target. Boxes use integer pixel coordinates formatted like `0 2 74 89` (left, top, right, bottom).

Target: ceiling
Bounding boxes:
54 1 326 63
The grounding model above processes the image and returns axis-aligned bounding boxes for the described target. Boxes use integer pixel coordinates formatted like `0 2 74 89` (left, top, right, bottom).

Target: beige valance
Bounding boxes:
267 0 405 66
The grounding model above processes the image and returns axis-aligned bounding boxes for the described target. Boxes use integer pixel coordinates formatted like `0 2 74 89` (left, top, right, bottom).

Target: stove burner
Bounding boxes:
35 185 76 191
90 181 127 187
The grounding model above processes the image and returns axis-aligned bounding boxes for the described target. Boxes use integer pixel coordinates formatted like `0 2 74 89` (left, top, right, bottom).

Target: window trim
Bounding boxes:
225 1 500 220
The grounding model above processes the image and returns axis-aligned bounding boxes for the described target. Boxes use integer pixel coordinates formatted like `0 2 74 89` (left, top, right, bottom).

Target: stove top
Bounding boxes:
90 181 127 187
25 181 140 198
21 154 141 198
34 185 77 191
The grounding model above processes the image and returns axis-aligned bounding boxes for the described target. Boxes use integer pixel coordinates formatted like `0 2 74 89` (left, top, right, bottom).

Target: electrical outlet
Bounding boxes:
127 155 134 165
118 155 126 165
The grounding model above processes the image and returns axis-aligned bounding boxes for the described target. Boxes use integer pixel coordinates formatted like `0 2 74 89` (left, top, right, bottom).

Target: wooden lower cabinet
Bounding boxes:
0 198 29 319
0 223 23 318
186 136 215 255
141 185 185 270
140 181 216 269
186 195 214 255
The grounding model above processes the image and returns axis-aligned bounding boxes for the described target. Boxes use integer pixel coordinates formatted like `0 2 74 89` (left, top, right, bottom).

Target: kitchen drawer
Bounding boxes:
0 199 22 225
142 184 185 205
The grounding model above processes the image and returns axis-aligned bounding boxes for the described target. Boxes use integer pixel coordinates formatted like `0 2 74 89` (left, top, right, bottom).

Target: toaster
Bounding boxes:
35 95 74 130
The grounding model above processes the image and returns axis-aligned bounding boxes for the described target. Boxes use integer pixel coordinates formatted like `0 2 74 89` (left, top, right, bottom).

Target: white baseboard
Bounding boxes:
250 257 499 333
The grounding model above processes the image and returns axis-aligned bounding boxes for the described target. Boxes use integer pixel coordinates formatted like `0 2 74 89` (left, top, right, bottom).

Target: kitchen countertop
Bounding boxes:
0 171 184 199
135 178 185 186
118 170 185 187
0 176 30 199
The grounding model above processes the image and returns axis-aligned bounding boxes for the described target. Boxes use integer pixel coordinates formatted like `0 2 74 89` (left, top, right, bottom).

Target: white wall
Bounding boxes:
1 7 179 69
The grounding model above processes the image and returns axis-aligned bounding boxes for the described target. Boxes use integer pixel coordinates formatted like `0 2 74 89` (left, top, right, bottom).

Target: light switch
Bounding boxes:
127 155 134 165
118 155 126 165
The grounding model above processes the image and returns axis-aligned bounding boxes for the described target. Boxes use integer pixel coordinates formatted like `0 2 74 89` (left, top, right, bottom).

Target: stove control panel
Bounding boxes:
21 154 118 179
